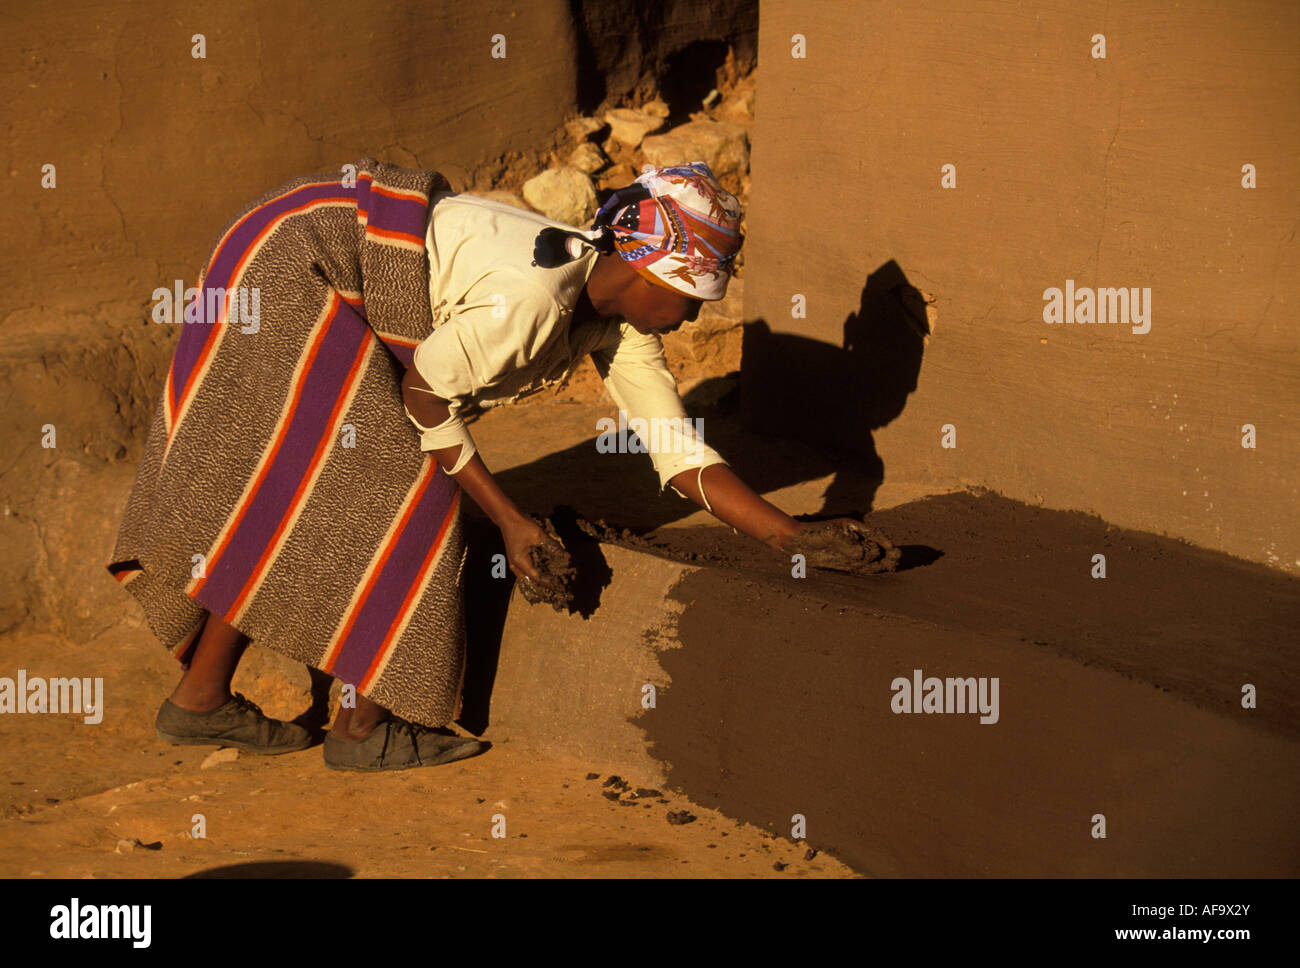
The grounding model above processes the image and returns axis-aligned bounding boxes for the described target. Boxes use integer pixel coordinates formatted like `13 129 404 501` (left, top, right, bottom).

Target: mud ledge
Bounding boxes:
482 489 1300 874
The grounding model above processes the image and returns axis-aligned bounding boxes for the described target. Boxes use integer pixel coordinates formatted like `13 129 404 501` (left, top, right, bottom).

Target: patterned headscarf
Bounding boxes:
532 161 743 301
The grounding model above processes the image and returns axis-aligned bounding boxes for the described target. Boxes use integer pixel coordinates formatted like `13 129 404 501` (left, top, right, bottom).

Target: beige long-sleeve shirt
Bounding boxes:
410 191 728 494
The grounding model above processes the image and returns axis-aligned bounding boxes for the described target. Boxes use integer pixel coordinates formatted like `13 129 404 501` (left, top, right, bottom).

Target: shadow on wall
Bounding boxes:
659 39 735 125
741 259 931 513
459 509 610 735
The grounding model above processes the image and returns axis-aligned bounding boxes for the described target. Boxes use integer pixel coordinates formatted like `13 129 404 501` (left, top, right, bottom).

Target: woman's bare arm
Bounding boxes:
668 464 802 550
403 367 859 571
400 366 546 580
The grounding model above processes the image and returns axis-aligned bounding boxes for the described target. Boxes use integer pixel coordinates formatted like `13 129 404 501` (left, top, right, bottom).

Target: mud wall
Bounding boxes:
3 0 754 324
742 0 1299 573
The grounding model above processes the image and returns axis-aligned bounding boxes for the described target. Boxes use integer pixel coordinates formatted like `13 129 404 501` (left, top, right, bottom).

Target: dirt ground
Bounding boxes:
0 617 849 878
3 387 1295 877
0 639 842 879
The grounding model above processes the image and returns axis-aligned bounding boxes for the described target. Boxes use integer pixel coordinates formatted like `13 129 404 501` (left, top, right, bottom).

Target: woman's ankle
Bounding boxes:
168 686 232 714
331 702 391 741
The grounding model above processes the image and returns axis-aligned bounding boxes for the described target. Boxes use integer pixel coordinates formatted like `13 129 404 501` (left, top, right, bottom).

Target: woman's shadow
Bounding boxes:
738 258 932 515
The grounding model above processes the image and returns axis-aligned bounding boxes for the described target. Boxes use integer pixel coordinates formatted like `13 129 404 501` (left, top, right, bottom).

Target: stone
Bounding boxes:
640 98 670 118
567 142 608 175
521 167 597 226
597 163 637 191
200 747 240 769
565 115 606 142
715 88 755 126
230 644 312 723
603 107 666 148
473 189 532 211
640 119 750 177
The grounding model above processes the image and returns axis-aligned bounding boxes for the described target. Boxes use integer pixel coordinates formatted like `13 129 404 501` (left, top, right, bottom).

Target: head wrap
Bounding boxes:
532 161 743 301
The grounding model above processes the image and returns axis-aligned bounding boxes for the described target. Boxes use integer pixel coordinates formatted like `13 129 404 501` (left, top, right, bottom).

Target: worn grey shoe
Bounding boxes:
156 693 313 755
323 717 488 772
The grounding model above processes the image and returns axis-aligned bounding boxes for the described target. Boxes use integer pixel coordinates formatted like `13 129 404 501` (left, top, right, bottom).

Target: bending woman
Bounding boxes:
107 159 864 773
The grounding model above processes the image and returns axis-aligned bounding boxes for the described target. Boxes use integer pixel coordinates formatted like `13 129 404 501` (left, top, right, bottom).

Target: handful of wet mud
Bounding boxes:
517 516 578 611
794 519 901 575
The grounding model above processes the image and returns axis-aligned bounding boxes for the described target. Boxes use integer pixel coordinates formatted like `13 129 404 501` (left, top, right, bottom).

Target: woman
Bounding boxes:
107 158 871 773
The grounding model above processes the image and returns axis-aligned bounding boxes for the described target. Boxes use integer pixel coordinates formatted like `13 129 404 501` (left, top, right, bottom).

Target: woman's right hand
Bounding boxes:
498 513 550 582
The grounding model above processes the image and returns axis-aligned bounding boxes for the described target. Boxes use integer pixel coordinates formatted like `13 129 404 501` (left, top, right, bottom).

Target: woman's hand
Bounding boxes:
498 513 551 582
776 517 901 574
776 518 866 550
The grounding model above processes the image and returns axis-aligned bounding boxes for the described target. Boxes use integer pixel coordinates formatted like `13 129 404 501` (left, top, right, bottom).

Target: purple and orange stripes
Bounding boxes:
164 172 431 451
356 172 429 250
185 291 373 619
321 459 461 691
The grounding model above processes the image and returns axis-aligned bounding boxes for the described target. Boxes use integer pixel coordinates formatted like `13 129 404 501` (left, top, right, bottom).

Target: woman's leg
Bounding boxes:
330 692 392 741
156 608 312 753
170 608 392 738
169 610 250 713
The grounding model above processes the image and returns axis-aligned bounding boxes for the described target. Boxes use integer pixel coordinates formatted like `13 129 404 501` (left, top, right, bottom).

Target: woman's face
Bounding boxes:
621 274 703 334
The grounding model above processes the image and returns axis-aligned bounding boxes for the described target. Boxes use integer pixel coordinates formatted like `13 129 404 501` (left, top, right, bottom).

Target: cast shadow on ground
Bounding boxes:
457 260 934 734
185 860 353 878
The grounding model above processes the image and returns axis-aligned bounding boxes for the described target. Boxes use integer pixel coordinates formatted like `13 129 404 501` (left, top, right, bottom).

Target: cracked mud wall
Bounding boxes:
0 0 757 639
6 2 579 324
742 1 1299 572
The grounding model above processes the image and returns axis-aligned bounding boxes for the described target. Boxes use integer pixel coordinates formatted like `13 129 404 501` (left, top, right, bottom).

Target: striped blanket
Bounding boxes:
107 158 470 727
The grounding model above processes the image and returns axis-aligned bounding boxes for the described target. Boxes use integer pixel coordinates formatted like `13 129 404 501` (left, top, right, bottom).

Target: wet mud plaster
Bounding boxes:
632 489 1300 741
518 517 578 611
789 519 900 575
629 490 1299 875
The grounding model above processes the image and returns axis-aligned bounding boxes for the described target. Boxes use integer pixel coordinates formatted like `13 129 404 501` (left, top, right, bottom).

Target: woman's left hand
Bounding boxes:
775 517 902 574
775 518 868 549
499 513 550 582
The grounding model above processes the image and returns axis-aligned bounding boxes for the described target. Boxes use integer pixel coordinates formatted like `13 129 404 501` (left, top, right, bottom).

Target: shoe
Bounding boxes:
323 717 488 772
155 692 313 755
